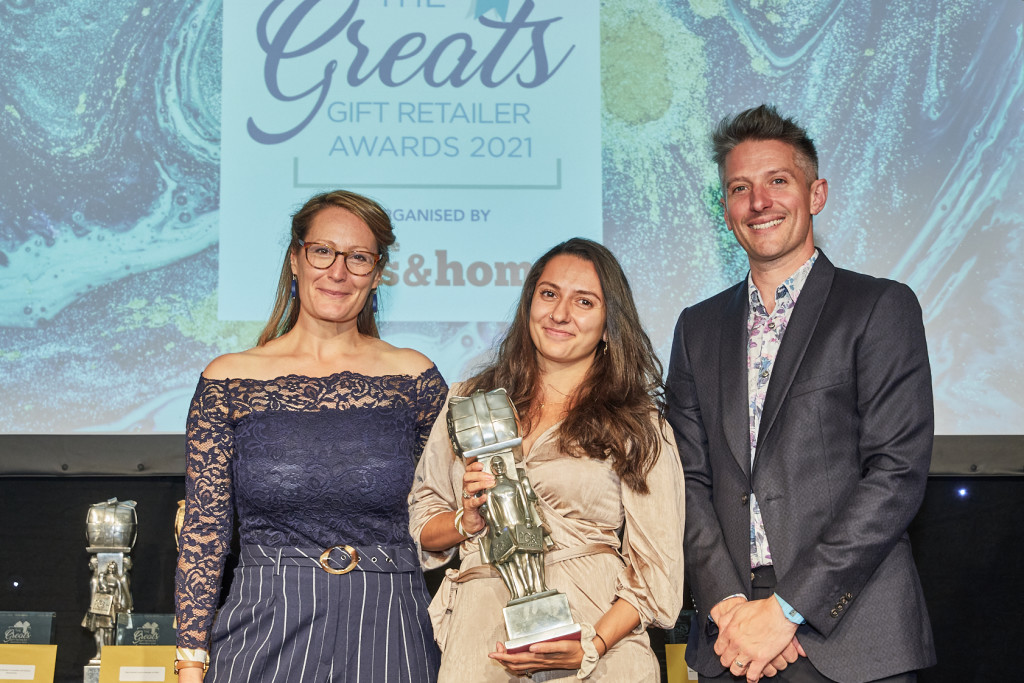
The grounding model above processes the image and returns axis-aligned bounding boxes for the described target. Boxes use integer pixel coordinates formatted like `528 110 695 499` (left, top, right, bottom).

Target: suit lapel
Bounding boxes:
720 281 752 477
755 253 836 460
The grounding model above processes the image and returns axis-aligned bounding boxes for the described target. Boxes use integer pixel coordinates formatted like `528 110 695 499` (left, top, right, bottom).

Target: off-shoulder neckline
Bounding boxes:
198 364 441 384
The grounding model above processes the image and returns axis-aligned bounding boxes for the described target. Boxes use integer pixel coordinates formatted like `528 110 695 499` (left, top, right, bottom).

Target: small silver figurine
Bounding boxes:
82 498 137 666
447 389 581 653
82 557 133 659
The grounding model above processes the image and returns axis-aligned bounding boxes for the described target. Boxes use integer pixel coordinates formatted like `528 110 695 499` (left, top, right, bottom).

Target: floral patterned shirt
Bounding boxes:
747 250 818 568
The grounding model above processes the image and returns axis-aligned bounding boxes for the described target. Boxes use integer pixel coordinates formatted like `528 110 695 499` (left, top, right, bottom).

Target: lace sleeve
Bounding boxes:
413 365 448 462
174 377 235 650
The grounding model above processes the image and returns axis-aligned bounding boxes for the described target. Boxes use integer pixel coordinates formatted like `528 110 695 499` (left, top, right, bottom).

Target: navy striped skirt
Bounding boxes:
207 544 440 682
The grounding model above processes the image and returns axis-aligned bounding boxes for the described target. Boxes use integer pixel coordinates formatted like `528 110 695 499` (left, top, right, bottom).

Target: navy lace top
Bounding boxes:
173 366 447 650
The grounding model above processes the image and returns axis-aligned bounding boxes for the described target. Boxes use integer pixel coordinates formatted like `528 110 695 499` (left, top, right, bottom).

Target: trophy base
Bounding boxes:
502 591 581 654
84 664 100 683
505 622 582 654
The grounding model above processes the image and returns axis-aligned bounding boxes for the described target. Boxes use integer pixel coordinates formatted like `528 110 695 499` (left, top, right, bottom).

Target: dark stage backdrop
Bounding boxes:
1 476 1020 683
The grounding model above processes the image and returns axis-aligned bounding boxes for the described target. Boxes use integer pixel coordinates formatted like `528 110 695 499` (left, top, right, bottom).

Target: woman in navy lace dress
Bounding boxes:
174 190 446 682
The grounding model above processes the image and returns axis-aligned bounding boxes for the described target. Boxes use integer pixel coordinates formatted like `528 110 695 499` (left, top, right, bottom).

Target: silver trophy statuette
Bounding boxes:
447 389 581 653
82 498 136 675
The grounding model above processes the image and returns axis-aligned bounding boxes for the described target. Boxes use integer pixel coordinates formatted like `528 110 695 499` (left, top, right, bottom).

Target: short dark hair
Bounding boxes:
712 104 818 183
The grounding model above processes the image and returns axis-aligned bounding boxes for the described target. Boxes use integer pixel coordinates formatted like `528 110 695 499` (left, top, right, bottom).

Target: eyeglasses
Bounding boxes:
299 241 381 275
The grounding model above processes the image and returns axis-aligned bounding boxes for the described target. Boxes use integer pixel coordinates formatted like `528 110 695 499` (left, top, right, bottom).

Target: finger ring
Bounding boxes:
524 673 533 679
735 659 747 668
462 490 472 499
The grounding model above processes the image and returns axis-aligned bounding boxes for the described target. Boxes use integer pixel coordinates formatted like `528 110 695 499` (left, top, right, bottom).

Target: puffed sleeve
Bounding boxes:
174 377 235 650
614 418 686 631
408 386 467 570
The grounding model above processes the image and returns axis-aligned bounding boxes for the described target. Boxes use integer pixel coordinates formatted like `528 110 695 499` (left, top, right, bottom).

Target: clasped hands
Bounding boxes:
712 596 806 682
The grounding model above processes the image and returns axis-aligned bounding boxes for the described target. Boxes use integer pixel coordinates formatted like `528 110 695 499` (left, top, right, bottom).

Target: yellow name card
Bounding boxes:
0 644 57 682
98 646 176 683
665 643 699 682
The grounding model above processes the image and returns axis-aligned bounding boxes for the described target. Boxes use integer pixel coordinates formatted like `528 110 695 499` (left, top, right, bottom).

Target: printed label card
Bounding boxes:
98 646 175 683
0 644 57 682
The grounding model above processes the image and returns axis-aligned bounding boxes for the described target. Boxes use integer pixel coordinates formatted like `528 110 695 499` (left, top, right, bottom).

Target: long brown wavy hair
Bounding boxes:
257 190 395 345
463 238 665 493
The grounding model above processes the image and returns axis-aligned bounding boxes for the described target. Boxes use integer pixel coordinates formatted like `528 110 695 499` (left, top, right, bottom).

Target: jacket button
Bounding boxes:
830 609 838 618
837 604 844 612
741 494 749 505
845 592 853 600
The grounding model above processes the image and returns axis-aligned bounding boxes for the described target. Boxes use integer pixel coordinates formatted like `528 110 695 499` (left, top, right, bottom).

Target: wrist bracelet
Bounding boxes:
593 632 608 656
454 507 484 538
454 508 468 537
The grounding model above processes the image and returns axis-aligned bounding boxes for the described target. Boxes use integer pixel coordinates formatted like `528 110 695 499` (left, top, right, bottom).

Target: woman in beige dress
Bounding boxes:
409 238 685 681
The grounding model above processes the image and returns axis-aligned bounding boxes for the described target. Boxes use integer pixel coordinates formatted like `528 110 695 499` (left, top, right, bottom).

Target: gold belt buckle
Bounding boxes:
319 545 359 574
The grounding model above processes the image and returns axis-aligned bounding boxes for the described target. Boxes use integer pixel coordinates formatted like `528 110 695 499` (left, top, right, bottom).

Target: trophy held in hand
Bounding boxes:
447 389 581 654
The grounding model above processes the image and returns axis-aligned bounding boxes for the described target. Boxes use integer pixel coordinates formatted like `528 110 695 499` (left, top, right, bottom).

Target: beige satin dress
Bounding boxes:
409 390 686 682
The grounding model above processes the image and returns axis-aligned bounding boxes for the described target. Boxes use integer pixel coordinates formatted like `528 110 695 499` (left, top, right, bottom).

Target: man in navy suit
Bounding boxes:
666 105 935 683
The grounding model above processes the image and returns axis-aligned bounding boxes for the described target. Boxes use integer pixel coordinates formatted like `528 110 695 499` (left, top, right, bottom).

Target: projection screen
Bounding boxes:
1 1 1021 474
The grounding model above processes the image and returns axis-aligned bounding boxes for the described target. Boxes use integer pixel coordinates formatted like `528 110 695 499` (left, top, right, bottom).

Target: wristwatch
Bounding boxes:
173 660 208 675
173 648 209 676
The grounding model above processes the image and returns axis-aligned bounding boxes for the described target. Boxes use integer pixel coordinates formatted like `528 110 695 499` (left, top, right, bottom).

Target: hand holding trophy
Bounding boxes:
447 389 581 653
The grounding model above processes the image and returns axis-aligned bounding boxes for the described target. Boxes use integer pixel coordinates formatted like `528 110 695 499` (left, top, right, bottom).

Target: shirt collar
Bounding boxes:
747 249 819 311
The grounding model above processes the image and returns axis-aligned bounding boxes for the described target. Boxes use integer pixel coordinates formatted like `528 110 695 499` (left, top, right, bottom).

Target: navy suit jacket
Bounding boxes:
666 253 936 683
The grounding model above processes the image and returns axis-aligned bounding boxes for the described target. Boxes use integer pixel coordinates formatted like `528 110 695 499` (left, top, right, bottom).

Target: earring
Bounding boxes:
371 290 378 313
290 275 297 299
603 340 608 356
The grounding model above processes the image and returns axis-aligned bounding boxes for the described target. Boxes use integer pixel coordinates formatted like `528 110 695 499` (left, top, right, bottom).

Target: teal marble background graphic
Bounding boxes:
0 0 1021 436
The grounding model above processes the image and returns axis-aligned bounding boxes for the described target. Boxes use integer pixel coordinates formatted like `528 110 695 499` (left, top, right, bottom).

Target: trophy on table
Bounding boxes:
82 498 136 675
447 389 581 653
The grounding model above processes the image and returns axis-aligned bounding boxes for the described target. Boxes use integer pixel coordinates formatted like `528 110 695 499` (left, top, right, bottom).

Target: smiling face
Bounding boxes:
721 138 828 276
528 254 607 372
288 205 381 328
